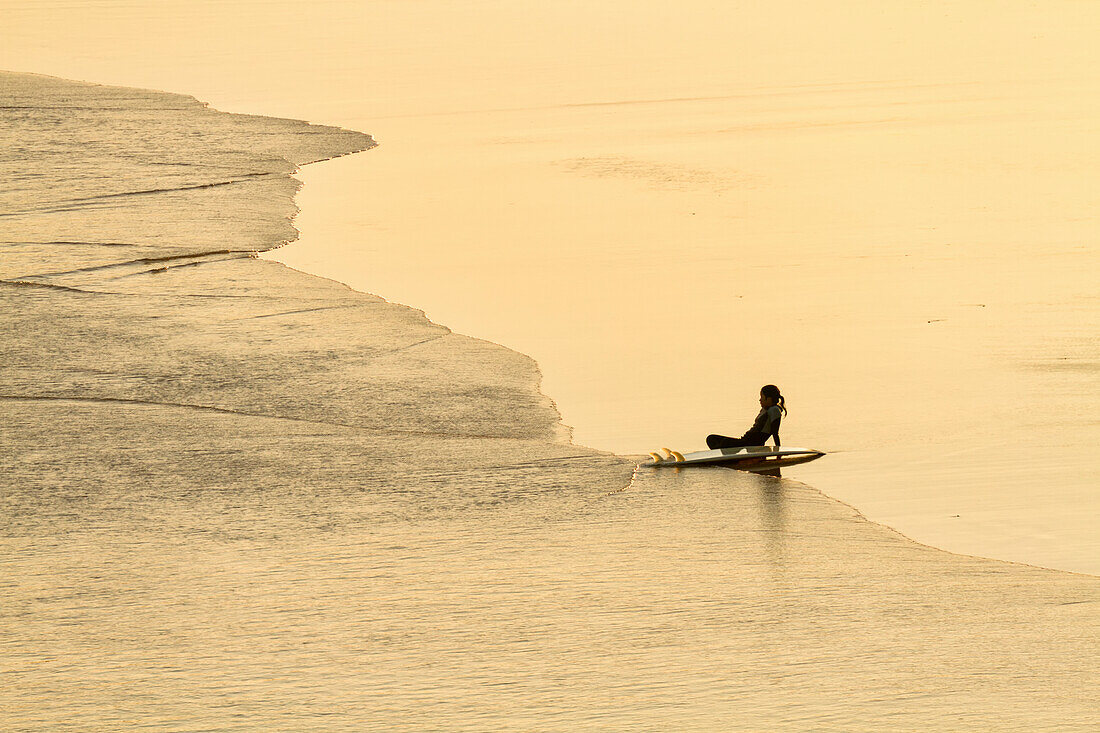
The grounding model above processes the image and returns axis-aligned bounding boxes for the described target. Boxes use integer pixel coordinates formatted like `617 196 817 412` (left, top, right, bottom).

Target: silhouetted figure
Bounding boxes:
706 384 786 449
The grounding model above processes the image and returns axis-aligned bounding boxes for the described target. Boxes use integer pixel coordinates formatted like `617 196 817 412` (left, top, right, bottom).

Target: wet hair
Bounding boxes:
760 384 786 415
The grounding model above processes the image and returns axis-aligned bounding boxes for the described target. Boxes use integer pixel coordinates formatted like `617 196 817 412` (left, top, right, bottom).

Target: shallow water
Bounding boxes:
5 2 1099 575
11 0 1093 571
7 405 1099 731
3 69 1099 732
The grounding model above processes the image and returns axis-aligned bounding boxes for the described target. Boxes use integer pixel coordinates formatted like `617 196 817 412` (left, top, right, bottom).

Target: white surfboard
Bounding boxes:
644 445 824 471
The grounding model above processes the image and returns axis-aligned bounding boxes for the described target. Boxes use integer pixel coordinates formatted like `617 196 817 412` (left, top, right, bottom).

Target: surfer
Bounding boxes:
706 384 786 449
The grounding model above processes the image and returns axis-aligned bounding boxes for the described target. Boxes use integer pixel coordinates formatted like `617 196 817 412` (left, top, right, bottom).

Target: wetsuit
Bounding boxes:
706 405 782 449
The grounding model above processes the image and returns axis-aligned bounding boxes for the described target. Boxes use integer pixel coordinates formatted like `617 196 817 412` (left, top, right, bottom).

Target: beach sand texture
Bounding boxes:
3 72 1099 731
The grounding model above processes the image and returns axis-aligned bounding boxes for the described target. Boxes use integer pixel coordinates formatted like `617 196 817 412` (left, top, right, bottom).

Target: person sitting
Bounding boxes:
706 384 786 449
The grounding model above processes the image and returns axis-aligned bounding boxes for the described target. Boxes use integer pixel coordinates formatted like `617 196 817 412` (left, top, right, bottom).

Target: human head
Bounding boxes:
759 384 786 414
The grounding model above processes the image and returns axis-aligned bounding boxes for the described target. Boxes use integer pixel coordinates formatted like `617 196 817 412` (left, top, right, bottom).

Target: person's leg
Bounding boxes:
706 434 750 449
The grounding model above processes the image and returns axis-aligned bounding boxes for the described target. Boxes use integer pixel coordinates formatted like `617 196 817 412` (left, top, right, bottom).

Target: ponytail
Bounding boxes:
761 384 787 416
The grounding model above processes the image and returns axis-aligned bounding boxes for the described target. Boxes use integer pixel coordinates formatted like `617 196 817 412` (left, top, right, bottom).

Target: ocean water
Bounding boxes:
4 0 1100 726
2 67 1098 732
6 0 1095 573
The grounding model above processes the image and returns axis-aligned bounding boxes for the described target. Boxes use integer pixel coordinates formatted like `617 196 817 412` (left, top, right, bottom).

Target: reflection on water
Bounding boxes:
751 472 788 574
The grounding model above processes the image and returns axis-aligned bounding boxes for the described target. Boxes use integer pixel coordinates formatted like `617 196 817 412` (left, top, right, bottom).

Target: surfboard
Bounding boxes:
643 445 824 472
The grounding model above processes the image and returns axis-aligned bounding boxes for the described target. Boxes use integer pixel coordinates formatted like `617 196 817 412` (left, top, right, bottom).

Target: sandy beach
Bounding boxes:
3 71 1099 731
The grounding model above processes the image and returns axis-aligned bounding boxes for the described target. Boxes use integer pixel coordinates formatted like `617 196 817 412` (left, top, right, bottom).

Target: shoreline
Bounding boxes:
2 68 1093 578
273 144 1100 576
269 160 1098 578
234 226 1100 583
6 66 1086 577
3 72 1098 730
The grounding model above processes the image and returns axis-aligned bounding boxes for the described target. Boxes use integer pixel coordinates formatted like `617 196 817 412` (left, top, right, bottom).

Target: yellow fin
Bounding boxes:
661 447 674 459
671 451 685 462
648 452 663 463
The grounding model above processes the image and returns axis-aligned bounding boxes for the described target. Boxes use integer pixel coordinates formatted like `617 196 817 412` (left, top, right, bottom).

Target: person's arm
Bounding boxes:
764 406 782 446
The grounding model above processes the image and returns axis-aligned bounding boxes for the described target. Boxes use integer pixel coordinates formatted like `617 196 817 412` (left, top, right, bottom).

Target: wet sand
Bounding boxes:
5 0 1098 578
3 72 1099 731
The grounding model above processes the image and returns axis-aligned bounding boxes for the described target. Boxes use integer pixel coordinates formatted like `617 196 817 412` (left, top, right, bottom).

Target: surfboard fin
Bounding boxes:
671 450 685 462
661 447 674 459
648 452 663 463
